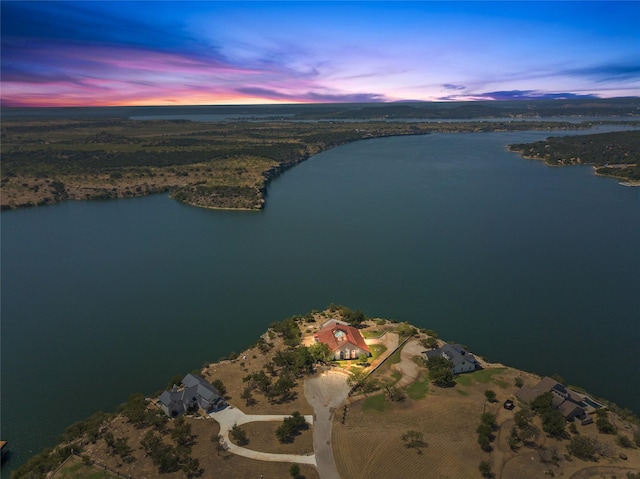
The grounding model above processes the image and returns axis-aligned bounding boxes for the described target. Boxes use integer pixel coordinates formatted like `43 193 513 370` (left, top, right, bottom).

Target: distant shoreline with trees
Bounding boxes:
3 116 638 211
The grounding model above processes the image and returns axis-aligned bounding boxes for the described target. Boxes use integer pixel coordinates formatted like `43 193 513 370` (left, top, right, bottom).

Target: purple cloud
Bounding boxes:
438 90 599 101
235 87 387 103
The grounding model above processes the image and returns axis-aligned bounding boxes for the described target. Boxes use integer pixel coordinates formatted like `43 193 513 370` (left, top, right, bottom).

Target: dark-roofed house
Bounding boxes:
424 344 481 374
516 376 594 424
314 318 370 360
181 373 227 412
158 374 226 418
159 384 198 418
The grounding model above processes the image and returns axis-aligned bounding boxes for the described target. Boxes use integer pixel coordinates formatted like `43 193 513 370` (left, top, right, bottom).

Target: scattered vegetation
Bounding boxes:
477 412 497 452
401 430 427 454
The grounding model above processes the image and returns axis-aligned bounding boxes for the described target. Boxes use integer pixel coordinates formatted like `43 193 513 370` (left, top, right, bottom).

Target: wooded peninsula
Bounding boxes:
509 130 640 183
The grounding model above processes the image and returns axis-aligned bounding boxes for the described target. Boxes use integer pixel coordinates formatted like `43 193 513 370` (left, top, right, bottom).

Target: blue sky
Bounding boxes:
1 1 639 106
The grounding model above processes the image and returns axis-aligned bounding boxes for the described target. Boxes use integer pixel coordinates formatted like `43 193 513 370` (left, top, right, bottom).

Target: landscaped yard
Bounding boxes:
369 344 387 359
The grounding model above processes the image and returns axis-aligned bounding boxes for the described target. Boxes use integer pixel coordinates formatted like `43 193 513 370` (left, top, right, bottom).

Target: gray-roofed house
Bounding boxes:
516 377 594 424
158 374 226 418
181 373 227 413
423 344 481 374
158 384 198 418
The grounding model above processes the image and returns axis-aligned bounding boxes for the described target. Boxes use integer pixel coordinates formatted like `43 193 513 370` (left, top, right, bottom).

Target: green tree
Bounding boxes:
181 456 200 478
121 393 148 425
309 342 333 363
171 417 194 448
478 433 492 452
211 378 227 396
427 356 454 387
211 433 225 456
616 434 634 448
340 307 366 327
289 463 301 478
541 409 566 438
276 412 307 443
479 460 494 478
484 389 497 403
231 425 248 446
358 352 369 366
240 387 256 406
596 413 616 434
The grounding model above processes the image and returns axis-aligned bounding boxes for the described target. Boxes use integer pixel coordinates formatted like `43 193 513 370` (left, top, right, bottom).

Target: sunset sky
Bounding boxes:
2 1 639 107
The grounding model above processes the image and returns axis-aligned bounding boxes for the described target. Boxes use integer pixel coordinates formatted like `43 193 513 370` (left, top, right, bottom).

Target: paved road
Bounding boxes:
304 370 351 479
210 407 316 465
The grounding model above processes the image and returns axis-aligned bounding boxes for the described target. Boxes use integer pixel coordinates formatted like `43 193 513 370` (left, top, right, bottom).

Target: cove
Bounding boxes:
1 127 639 471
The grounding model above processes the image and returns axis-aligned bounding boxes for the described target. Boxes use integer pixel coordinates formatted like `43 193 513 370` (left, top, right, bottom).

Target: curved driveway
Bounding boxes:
210 407 316 465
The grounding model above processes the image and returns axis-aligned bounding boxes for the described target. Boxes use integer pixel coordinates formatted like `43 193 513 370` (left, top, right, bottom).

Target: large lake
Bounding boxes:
2 126 639 471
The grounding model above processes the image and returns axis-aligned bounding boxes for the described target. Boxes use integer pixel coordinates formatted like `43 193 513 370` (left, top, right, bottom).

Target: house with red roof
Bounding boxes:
314 318 370 360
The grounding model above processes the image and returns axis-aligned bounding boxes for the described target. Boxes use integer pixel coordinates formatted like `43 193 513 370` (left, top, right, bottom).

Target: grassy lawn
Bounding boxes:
361 394 390 413
455 368 508 388
405 375 429 400
386 345 404 365
51 456 120 479
369 344 387 360
362 330 384 338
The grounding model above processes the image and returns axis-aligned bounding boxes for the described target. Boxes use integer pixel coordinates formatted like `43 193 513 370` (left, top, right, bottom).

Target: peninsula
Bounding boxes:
11 307 640 479
509 130 640 185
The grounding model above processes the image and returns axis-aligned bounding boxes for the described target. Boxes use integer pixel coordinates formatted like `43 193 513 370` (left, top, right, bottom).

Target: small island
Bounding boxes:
11 306 640 479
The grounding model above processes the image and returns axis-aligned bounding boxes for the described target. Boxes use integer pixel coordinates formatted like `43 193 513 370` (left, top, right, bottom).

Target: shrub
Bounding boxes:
289 463 301 478
484 389 497 403
596 415 617 434
401 430 427 454
567 435 596 460
616 434 634 448
479 459 494 478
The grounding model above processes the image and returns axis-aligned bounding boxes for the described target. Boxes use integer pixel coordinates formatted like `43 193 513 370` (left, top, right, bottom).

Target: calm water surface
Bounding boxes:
2 128 639 470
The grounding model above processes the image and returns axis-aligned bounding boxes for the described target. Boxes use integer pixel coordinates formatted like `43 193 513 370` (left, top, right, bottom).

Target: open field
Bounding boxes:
333 354 640 479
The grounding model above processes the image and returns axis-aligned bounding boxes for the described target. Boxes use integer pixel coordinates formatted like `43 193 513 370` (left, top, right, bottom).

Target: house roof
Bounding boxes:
182 373 222 402
425 344 479 368
158 384 197 407
314 323 369 353
558 400 583 418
